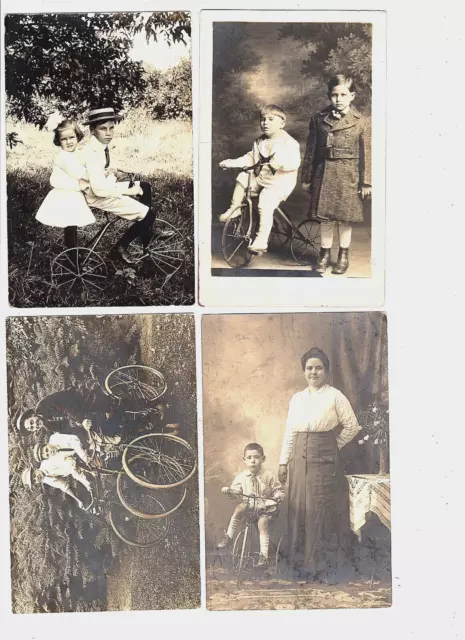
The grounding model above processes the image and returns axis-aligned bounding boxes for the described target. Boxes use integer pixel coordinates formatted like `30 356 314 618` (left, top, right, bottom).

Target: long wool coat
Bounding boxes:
301 106 372 223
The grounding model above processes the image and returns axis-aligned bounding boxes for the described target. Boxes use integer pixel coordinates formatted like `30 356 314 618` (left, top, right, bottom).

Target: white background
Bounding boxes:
1 0 464 638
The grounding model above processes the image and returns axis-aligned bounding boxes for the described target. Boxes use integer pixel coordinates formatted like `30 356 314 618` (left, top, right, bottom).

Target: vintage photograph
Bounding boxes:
202 312 390 610
210 21 373 278
5 11 194 307
7 313 199 613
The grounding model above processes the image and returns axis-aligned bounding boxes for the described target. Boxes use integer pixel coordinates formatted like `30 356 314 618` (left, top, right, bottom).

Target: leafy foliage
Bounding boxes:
279 23 372 111
4 12 191 123
142 59 192 120
7 316 142 613
7 314 199 613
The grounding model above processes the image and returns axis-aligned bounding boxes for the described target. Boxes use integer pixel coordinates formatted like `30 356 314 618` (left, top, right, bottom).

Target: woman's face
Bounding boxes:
304 358 327 389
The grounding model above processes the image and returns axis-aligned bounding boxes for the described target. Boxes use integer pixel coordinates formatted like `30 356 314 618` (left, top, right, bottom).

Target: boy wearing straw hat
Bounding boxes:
80 106 173 265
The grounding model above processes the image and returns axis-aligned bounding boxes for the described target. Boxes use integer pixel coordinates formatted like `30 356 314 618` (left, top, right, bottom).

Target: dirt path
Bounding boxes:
105 315 200 611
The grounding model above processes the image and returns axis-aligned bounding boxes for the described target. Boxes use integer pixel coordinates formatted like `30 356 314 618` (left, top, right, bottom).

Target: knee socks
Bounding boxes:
226 515 242 540
320 221 352 249
259 534 270 558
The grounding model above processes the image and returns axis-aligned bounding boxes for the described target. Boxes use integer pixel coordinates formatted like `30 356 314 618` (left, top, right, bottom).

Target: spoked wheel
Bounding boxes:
51 247 108 295
233 528 253 586
122 433 197 489
109 502 170 548
104 365 167 404
290 219 321 266
270 216 292 250
117 466 187 519
126 219 186 279
221 204 255 268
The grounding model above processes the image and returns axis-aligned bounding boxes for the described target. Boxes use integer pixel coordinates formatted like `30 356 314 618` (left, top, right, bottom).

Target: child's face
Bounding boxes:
92 120 116 145
260 112 284 137
329 84 355 112
243 449 264 474
59 128 79 152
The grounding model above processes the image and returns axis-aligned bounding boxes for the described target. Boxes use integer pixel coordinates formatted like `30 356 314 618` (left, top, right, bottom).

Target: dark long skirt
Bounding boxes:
287 431 352 576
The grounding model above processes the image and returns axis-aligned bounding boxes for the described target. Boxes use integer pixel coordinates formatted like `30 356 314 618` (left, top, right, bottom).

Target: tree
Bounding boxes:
278 23 372 111
4 12 191 123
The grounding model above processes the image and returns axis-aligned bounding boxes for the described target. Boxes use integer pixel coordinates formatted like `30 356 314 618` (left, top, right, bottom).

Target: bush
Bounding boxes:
142 59 192 120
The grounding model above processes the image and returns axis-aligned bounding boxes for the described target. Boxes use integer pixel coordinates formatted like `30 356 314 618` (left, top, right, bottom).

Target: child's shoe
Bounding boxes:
216 534 233 549
218 208 242 223
256 553 268 568
248 240 268 254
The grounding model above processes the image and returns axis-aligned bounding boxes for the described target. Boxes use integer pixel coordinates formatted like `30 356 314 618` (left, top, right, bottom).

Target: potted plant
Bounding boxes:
357 396 389 475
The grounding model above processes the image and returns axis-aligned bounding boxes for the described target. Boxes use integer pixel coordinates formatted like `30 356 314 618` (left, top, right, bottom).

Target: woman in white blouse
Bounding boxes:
278 347 360 582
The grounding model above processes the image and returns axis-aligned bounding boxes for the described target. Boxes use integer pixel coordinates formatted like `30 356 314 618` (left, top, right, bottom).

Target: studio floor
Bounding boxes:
206 568 391 611
211 223 372 278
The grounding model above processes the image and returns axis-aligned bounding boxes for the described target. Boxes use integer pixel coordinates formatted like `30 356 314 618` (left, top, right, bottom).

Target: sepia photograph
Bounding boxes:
199 11 386 307
5 11 194 308
7 313 199 613
202 312 390 610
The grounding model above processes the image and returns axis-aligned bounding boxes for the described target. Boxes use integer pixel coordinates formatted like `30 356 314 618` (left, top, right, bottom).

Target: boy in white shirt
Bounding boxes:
22 426 121 510
217 442 284 568
218 104 301 253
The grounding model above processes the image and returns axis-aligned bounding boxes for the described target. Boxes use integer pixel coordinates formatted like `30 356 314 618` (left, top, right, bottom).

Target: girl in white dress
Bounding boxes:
35 120 95 248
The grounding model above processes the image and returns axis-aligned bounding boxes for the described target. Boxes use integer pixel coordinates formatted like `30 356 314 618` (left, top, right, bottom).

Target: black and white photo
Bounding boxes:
7 314 199 613
5 11 194 308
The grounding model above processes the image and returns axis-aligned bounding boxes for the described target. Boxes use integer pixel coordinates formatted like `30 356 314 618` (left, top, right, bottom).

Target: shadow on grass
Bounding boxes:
7 168 194 308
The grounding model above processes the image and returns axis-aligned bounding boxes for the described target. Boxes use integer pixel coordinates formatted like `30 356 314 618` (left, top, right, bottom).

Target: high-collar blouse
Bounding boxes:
279 384 360 465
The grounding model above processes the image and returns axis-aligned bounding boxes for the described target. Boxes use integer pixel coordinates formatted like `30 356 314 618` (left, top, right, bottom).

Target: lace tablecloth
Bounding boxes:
346 474 391 539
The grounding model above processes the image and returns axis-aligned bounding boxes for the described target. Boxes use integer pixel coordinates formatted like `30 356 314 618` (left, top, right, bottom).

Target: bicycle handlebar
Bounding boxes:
222 490 279 506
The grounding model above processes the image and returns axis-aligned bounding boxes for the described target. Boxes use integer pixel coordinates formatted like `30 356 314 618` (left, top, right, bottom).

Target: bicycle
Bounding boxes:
77 364 196 548
220 164 329 269
221 491 284 587
47 174 186 300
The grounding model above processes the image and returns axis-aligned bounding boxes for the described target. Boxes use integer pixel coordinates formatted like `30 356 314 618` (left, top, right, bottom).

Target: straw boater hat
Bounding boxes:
83 107 123 126
21 467 33 490
16 408 35 432
33 442 45 463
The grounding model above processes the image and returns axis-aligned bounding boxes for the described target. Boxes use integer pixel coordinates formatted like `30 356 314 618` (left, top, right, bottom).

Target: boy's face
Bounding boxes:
42 444 59 460
33 470 45 485
92 120 116 145
260 112 284 137
329 84 355 112
243 449 264 474
59 128 78 152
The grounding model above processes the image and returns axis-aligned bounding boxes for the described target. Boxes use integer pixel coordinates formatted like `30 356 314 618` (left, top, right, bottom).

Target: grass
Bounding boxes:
7 108 194 307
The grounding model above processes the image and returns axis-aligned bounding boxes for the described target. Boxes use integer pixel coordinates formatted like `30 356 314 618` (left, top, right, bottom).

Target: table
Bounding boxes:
346 474 391 540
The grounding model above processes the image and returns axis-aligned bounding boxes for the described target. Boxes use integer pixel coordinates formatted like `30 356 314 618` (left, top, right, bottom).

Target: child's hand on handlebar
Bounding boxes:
221 486 231 495
219 159 234 169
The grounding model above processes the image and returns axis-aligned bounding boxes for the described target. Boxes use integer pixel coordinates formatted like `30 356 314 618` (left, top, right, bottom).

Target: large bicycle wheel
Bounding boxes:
221 204 255 268
125 219 186 278
51 247 108 295
290 219 321 266
122 433 197 489
104 365 167 403
109 502 170 548
117 467 187 519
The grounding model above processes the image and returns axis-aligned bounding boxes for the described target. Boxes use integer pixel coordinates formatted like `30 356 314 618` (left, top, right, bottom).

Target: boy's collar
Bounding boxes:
89 135 108 149
244 469 263 477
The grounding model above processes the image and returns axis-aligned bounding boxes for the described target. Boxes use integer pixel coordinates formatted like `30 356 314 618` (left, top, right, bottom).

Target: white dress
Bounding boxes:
35 149 96 228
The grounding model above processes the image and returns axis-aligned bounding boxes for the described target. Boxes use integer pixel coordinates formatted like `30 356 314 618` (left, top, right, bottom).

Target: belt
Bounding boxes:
322 147 359 160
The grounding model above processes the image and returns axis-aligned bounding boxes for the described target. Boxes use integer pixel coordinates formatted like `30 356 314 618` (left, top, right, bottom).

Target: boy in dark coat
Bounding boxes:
302 75 372 274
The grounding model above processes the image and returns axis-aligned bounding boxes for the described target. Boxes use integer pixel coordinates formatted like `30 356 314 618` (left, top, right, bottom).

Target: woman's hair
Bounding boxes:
300 347 330 373
243 442 265 457
327 74 356 93
260 104 287 123
53 119 84 147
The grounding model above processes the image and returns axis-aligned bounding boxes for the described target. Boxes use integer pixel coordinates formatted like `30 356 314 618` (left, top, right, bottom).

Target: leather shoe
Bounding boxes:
109 245 138 265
